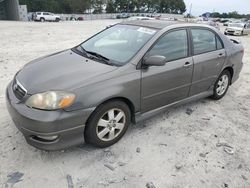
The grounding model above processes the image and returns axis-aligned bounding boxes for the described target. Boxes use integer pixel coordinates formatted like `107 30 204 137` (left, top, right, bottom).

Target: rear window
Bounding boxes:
191 29 224 54
216 36 223 49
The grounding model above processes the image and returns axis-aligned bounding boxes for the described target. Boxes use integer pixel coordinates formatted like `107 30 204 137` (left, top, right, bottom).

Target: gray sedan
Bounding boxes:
6 20 244 150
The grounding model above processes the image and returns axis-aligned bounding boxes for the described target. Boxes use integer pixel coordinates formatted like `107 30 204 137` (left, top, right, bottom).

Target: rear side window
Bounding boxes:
148 29 188 62
216 36 223 50
43 12 49 15
191 29 217 55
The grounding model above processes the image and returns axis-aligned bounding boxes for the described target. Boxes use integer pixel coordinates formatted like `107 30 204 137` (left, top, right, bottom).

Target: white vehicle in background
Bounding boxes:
224 23 250 36
34 12 60 22
128 16 155 21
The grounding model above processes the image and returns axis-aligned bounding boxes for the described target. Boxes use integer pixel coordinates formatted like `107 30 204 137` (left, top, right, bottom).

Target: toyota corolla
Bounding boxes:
6 20 244 150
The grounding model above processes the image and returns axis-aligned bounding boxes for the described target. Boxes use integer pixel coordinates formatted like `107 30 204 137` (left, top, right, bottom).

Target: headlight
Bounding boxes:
25 91 75 110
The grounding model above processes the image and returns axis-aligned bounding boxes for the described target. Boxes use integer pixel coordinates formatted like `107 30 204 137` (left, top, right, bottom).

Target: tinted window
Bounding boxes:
36 12 41 15
43 12 49 15
192 29 216 55
148 30 188 62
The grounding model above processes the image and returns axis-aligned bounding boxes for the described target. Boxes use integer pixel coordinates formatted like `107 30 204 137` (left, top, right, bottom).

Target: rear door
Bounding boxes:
43 12 50 20
141 29 193 112
189 28 226 96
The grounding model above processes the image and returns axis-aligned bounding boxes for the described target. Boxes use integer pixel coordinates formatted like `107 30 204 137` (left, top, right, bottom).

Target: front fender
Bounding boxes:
66 70 141 113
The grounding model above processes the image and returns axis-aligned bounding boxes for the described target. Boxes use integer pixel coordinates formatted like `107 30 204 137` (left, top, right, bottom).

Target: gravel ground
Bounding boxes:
0 20 249 188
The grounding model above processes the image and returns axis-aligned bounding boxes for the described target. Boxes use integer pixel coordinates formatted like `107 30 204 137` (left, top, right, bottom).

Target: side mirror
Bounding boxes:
143 55 166 67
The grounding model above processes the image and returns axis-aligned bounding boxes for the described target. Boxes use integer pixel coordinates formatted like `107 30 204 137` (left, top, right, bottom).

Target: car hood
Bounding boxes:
16 50 118 94
227 26 243 30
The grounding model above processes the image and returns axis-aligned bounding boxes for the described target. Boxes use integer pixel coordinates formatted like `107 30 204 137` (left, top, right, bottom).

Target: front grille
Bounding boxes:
13 79 27 100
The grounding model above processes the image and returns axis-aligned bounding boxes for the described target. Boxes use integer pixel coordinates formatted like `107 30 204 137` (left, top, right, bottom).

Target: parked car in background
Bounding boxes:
6 21 244 150
116 13 130 19
220 19 229 23
224 23 250 36
198 21 220 30
223 20 233 26
77 16 84 21
128 16 155 21
207 21 220 30
34 12 60 22
70 16 77 21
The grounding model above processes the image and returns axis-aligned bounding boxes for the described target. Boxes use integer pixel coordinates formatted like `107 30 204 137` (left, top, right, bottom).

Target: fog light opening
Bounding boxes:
32 135 59 142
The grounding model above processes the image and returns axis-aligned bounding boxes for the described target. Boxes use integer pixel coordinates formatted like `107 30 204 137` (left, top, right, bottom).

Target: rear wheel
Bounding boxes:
85 100 131 148
211 70 231 100
55 18 60 22
40 18 45 22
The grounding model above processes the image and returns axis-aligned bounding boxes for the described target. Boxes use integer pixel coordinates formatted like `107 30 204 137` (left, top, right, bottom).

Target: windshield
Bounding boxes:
229 23 244 28
80 24 157 66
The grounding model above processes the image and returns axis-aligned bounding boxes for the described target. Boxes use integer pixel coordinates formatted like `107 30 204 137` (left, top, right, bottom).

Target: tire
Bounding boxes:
84 100 131 148
55 18 60 22
211 70 231 100
224 32 227 35
40 18 45 22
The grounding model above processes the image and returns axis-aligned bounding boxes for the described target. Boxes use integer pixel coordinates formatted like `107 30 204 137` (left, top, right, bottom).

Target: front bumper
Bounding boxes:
6 82 95 151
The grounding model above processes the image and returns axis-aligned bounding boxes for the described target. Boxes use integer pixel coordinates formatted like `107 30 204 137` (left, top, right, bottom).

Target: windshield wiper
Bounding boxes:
78 46 88 55
85 50 114 66
76 45 115 66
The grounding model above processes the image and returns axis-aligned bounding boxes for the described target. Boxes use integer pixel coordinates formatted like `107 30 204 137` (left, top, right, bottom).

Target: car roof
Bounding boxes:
120 20 213 30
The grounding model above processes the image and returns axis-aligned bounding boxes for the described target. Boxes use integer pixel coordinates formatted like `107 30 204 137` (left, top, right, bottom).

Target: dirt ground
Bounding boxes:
0 20 249 188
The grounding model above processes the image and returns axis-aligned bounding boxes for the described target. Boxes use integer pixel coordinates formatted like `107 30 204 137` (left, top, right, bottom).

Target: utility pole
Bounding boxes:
189 3 192 16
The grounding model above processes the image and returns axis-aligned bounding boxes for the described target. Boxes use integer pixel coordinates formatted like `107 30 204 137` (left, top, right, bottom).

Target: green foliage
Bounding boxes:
106 0 116 13
211 11 250 19
19 0 91 13
92 0 103 14
19 0 186 14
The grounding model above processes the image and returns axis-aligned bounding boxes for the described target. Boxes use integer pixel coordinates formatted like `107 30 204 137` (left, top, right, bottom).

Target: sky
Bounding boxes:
184 0 250 16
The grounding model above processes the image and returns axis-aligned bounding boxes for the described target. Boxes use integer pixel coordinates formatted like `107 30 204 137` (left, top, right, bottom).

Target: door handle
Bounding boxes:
218 53 224 57
183 62 191 67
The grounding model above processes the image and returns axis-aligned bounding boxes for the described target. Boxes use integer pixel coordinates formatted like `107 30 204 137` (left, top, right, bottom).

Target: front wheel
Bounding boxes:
211 70 231 100
85 100 131 148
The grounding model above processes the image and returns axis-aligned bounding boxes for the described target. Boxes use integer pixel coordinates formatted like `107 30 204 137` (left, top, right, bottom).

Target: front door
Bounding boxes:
141 29 193 113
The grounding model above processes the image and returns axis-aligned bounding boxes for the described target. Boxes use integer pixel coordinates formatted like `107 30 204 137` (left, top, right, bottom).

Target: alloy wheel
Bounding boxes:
96 108 126 141
216 74 229 96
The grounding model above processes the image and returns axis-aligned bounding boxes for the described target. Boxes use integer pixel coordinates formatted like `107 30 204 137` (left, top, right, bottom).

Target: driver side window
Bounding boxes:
148 29 188 62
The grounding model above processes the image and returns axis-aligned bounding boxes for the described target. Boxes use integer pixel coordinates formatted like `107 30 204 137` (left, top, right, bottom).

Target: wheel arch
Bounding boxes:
223 66 234 84
86 97 136 125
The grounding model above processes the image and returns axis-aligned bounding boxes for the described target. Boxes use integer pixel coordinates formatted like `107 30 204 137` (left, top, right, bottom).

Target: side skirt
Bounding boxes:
135 90 213 123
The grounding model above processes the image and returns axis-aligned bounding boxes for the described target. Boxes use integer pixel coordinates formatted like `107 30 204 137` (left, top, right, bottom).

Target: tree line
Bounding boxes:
211 11 250 19
19 0 186 14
